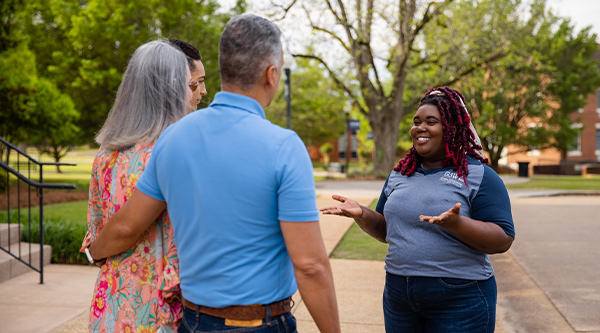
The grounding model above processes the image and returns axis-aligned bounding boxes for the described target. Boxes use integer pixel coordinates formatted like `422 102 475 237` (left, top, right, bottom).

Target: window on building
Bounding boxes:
596 128 600 151
568 124 583 156
568 134 581 152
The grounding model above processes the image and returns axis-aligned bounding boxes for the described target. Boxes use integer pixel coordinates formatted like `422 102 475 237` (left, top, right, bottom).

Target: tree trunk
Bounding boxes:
488 145 504 172
52 147 62 173
370 106 403 178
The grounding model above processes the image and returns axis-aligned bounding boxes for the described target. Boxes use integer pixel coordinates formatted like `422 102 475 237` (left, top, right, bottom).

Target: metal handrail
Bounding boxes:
0 137 76 167
0 161 76 190
0 137 76 284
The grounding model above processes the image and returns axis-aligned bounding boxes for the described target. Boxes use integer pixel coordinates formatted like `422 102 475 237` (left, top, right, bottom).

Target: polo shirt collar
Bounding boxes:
417 164 447 174
210 91 266 119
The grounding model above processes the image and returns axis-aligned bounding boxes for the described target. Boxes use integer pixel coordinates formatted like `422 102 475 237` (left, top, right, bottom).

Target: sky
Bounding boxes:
546 0 600 40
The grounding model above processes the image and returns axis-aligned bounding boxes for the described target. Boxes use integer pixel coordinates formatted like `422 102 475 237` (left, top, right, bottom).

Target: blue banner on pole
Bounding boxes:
348 119 361 131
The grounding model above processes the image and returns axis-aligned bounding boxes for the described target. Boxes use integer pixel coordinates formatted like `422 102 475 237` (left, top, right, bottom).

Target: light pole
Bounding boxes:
344 105 351 174
283 54 294 129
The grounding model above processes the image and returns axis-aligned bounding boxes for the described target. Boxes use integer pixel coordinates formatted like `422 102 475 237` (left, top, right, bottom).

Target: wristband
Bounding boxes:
85 246 106 266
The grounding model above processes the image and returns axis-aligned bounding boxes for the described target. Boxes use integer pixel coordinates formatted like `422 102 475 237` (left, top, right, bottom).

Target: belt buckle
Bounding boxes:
225 318 263 327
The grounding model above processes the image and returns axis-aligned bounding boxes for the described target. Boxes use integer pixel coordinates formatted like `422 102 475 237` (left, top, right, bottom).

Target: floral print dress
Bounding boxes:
81 143 181 333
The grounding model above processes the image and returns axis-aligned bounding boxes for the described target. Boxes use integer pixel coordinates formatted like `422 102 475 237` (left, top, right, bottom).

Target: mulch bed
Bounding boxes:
0 186 88 210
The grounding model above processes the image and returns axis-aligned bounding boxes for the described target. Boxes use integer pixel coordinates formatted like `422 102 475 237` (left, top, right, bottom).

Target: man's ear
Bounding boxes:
265 65 277 88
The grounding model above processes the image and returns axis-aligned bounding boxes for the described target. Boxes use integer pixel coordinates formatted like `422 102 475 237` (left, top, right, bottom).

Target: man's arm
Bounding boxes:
280 221 340 333
88 190 166 262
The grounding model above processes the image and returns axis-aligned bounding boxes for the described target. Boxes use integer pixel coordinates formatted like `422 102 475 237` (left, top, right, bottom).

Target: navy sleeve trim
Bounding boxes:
471 166 515 238
375 174 391 214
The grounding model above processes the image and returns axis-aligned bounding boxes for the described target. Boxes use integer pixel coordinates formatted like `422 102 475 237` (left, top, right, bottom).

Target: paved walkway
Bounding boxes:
1 177 599 332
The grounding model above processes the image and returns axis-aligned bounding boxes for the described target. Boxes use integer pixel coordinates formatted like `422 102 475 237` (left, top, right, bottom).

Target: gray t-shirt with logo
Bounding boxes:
376 157 514 280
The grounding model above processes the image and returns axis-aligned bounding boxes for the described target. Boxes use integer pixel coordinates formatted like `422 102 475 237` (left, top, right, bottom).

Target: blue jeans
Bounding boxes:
383 273 497 333
178 306 297 333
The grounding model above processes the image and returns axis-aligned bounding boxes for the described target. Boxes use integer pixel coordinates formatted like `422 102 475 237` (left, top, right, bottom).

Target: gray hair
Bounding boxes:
219 14 282 90
95 40 189 150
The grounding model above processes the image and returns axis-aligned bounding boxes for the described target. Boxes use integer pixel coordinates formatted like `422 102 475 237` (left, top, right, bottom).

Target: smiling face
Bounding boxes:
410 104 446 169
187 59 207 113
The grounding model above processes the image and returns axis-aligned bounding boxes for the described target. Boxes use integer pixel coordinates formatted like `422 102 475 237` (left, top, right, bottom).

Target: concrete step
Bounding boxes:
0 223 22 248
0 242 52 283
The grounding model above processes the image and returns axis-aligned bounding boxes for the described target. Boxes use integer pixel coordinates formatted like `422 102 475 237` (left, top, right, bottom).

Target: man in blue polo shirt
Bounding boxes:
89 14 340 333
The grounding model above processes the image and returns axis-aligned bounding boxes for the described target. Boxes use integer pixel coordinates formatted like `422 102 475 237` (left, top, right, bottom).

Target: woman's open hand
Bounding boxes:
319 194 363 219
419 203 462 229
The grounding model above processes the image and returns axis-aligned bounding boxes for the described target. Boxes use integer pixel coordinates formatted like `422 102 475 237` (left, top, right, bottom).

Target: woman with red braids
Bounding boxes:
321 86 514 332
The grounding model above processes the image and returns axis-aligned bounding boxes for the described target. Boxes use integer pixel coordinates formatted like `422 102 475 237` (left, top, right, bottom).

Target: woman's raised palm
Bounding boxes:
319 194 363 219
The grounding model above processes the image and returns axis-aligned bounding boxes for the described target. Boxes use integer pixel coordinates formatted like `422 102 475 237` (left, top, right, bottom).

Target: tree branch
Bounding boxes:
412 50 450 68
270 0 299 21
435 50 506 87
311 26 350 52
293 53 364 112
324 0 343 24
410 0 453 46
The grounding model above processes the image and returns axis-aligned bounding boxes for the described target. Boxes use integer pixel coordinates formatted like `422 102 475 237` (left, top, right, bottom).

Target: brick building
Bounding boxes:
502 49 600 174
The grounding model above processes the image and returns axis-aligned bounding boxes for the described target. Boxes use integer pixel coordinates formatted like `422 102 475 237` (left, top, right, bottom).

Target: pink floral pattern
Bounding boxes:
81 143 181 332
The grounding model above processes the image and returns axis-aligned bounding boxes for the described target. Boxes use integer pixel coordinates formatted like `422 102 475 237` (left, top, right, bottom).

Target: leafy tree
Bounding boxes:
23 0 239 141
266 57 347 147
271 0 599 175
1 0 79 172
543 22 600 158
0 44 36 146
26 79 80 172
319 142 334 167
269 0 505 176
0 0 38 176
450 0 600 168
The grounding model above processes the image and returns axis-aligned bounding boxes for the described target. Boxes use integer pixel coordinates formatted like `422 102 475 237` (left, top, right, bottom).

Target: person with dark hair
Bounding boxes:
86 14 340 333
321 86 515 332
168 39 207 112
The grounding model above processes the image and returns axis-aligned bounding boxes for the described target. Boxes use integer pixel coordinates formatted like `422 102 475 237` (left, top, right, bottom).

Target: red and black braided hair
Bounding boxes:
394 86 488 182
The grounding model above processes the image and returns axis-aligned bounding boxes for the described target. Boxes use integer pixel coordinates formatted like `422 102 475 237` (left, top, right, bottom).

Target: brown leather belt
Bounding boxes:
182 297 293 321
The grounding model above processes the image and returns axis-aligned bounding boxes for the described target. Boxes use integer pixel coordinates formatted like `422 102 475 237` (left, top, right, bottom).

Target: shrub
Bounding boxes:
8 212 88 265
41 218 87 264
319 143 334 167
0 168 7 193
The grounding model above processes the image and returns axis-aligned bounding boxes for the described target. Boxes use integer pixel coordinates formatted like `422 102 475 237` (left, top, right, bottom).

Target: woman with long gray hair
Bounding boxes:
81 40 194 332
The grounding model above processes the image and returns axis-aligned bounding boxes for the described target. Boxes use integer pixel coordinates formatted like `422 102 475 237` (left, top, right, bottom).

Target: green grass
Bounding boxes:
40 200 88 224
505 175 600 190
331 199 388 261
0 201 87 226
6 148 94 183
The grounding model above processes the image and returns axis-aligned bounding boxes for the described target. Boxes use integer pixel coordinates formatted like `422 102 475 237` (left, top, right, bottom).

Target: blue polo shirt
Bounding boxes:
375 157 514 280
136 91 319 307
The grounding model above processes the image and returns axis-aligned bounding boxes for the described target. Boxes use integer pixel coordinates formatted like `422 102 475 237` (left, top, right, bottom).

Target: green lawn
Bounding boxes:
5 148 94 190
331 199 388 261
1 200 88 226
505 175 600 190
40 200 88 224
